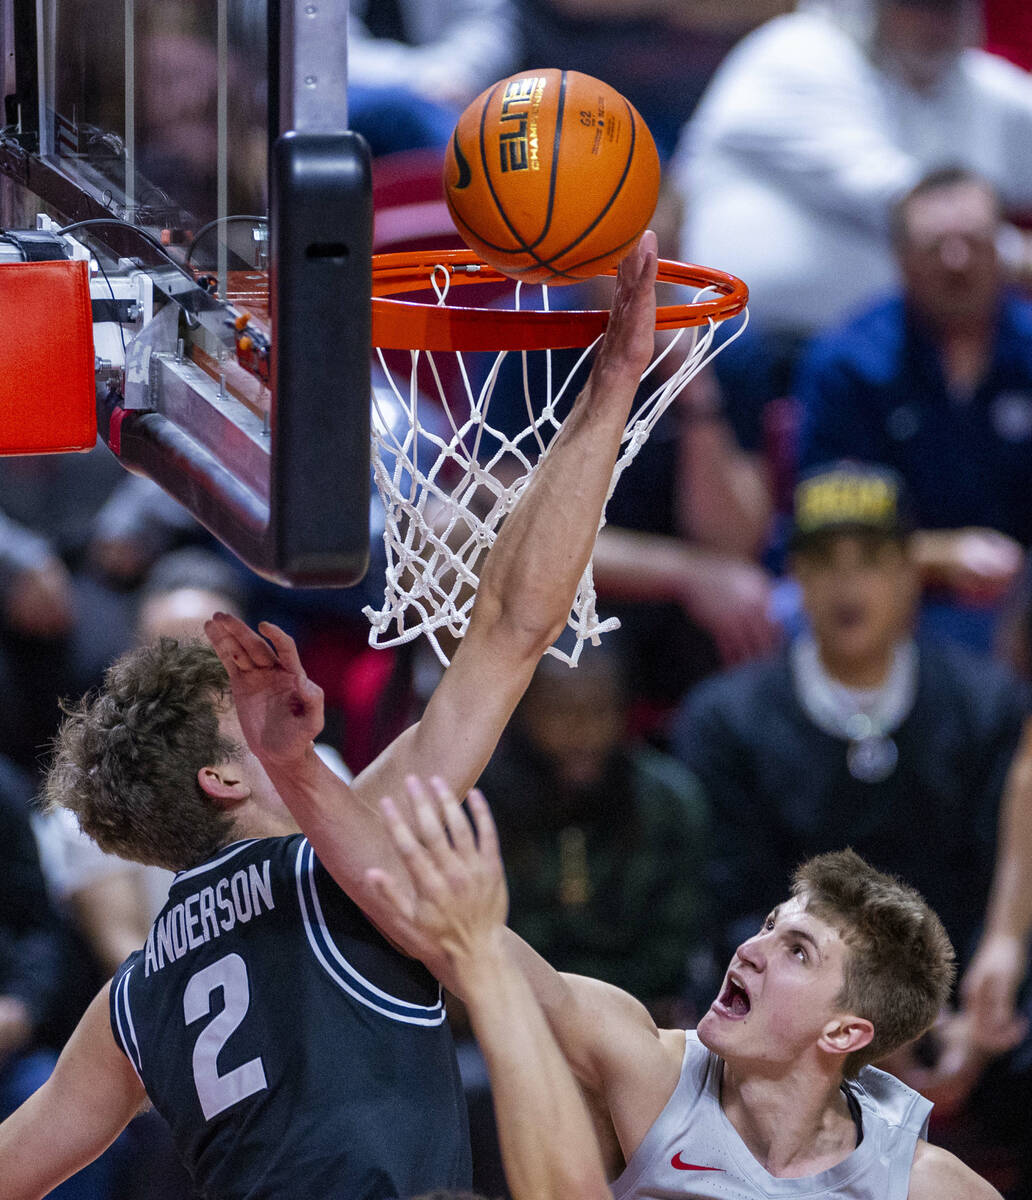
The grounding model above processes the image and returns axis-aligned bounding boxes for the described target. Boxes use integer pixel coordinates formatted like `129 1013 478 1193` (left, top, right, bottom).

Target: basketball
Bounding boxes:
443 69 661 286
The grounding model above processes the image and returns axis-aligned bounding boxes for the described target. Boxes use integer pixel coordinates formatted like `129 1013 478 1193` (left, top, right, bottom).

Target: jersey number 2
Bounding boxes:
184 952 268 1120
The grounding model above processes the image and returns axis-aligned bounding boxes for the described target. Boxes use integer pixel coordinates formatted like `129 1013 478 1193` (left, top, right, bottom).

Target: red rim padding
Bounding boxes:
371 249 748 352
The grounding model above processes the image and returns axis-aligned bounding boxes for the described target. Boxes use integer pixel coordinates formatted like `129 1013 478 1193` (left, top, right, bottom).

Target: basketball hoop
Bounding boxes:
365 249 749 667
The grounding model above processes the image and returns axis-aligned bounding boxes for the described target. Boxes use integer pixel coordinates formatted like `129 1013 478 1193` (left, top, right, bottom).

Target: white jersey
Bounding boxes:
612 1032 931 1200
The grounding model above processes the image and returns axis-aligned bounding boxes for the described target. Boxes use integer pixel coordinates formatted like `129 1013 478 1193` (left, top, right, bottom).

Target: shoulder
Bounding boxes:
959 46 1032 111
851 1063 931 1133
909 1141 1002 1200
627 746 707 814
798 299 908 383
714 11 861 80
677 651 788 729
917 639 1026 716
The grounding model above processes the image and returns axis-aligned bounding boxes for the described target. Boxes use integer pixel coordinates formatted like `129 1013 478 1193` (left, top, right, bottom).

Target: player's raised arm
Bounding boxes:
207 235 659 914
203 612 416 923
357 229 659 809
365 777 611 1200
0 984 147 1200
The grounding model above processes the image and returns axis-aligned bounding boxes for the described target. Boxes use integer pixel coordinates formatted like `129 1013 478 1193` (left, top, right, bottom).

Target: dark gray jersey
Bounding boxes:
612 1032 930 1199
110 835 470 1199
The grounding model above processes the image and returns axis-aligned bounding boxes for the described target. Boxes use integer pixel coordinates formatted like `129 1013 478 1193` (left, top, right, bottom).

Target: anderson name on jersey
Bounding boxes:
110 834 470 1200
142 856 275 975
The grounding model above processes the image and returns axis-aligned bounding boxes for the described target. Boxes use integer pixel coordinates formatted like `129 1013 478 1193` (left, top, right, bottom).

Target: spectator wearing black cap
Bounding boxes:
672 460 1031 1189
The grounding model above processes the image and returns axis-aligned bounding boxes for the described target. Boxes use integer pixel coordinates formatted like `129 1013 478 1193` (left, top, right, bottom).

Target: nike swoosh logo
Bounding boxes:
451 129 472 190
671 1152 724 1172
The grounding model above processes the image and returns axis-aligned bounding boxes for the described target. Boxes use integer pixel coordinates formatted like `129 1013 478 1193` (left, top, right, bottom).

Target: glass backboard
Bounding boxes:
0 0 372 587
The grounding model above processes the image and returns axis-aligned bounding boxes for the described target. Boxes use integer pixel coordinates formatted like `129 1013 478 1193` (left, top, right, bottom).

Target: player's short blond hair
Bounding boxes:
793 849 955 1077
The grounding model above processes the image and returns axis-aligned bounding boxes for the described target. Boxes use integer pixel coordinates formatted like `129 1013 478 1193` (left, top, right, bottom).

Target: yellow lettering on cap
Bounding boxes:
796 476 897 531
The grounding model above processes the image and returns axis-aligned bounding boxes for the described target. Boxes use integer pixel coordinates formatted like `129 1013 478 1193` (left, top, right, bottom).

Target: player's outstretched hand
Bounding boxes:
364 777 508 980
594 229 658 385
204 612 325 769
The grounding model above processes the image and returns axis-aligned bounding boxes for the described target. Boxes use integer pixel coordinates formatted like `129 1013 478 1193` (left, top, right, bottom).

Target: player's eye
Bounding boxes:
790 943 807 962
762 916 775 932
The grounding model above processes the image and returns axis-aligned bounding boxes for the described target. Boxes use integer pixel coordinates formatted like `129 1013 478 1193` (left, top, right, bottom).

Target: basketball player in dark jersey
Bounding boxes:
0 233 662 1200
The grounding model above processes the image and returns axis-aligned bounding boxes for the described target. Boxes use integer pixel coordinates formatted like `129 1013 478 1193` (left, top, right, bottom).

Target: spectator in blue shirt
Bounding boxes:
796 167 1031 648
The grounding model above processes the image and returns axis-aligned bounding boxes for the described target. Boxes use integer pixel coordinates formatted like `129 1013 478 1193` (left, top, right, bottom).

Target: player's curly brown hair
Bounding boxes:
43 638 239 871
793 849 956 1078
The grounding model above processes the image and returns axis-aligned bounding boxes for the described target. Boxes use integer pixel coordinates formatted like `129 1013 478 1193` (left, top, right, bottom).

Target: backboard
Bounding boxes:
0 0 371 587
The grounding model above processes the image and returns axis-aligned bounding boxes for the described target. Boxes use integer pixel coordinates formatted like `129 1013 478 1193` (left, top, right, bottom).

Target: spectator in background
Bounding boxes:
135 545 251 650
674 0 1032 382
673 460 1031 1193
347 0 519 157
513 0 792 161
480 647 712 1019
0 755 114 1200
796 168 1031 649
0 449 202 771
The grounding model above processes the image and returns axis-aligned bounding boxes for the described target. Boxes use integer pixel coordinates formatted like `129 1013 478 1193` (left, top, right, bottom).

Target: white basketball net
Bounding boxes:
364 269 748 667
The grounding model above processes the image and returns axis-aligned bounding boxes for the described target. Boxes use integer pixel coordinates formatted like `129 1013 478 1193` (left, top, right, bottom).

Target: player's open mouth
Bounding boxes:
714 974 751 1019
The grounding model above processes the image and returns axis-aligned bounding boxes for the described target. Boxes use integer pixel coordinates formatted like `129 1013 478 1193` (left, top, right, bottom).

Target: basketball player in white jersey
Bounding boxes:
193 367 999 1197
367 777 1001 1200
496 852 1002 1200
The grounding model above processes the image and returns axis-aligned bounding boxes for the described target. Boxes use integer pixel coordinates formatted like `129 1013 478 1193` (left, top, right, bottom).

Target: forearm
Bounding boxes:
474 361 645 653
982 722 1032 941
498 930 603 1083
677 422 771 557
0 987 144 1200
457 939 611 1200
592 526 709 604
0 1082 94 1200
267 743 407 900
471 238 656 655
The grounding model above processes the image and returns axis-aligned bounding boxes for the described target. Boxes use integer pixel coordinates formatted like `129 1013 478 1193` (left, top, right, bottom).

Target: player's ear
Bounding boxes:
197 765 251 808
819 1014 874 1059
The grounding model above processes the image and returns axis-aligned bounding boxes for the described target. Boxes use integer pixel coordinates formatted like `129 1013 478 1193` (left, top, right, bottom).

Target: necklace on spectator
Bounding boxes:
791 635 918 783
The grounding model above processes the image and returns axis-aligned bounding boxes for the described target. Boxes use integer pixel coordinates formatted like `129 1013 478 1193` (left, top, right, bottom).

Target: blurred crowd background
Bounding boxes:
5 1 1032 1197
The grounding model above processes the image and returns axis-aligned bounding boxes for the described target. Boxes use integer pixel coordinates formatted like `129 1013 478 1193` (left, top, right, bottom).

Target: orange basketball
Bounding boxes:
443 69 660 286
